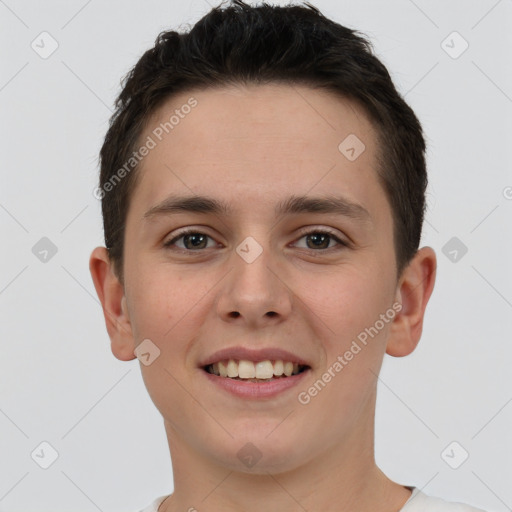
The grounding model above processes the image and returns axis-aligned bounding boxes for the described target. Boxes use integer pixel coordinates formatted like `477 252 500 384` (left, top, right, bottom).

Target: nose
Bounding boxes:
216 239 293 328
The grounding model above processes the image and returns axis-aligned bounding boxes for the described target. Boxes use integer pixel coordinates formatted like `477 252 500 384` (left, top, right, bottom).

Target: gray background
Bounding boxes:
1 0 511 511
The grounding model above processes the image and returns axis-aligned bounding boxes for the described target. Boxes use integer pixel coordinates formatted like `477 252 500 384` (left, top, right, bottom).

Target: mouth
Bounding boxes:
198 347 312 398
203 359 310 382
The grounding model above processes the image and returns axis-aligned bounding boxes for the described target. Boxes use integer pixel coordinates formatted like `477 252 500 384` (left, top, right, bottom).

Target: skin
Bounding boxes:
90 83 436 512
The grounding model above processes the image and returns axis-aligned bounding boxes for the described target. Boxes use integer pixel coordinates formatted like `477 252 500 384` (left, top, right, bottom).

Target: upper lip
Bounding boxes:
198 346 311 368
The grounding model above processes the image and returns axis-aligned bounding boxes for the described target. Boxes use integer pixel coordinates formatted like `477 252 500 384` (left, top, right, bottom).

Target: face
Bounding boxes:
119 84 401 472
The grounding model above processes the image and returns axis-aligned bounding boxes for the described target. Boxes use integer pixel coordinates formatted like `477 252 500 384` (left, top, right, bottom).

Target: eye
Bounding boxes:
293 229 347 250
163 229 217 251
163 227 348 252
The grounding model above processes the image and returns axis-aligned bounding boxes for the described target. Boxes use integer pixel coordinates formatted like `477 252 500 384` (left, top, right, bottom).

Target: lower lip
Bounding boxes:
201 368 311 399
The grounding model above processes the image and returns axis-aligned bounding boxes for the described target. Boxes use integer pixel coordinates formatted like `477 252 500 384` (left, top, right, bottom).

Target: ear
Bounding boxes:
89 246 136 361
386 246 437 357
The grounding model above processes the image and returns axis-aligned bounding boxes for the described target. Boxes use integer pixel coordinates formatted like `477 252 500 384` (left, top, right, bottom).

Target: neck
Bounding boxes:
159 415 411 512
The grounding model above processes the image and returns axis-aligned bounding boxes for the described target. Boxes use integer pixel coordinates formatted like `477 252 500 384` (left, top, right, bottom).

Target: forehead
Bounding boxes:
144 83 376 158
131 83 387 224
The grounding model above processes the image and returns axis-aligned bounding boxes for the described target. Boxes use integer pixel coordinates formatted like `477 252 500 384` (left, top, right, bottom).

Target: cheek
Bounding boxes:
307 267 392 346
126 278 171 341
126 265 222 378
300 272 392 425
126 261 196 338
129 270 209 424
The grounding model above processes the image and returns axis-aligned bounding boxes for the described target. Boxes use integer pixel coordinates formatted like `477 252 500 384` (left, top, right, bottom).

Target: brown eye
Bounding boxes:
182 233 209 249
164 230 216 250
305 232 331 249
294 230 346 250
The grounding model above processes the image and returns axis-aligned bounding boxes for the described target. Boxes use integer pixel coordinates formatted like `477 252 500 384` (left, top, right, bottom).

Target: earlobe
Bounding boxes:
89 247 137 362
386 246 437 357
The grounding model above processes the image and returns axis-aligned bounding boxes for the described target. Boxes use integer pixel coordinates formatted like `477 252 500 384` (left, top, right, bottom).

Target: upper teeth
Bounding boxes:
207 359 302 379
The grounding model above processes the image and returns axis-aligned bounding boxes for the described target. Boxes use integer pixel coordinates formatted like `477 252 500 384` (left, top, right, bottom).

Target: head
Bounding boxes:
90 0 436 475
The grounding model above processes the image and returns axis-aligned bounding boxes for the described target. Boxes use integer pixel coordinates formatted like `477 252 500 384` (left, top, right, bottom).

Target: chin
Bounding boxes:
210 431 309 475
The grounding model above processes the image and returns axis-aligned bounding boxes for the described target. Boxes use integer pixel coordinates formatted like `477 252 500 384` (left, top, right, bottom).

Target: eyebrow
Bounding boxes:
143 194 371 224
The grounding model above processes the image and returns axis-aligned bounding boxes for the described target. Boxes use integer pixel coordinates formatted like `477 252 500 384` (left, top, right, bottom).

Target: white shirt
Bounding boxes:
401 488 485 511
137 487 486 512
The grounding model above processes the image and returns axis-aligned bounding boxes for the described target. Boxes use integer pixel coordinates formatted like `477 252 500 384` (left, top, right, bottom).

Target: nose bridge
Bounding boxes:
217 235 292 322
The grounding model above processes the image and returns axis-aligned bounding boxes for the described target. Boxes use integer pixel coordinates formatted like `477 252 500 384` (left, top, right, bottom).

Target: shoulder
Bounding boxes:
401 488 487 512
135 495 169 512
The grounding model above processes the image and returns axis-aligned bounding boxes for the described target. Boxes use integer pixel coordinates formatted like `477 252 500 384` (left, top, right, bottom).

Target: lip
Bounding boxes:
198 346 311 368
201 367 311 399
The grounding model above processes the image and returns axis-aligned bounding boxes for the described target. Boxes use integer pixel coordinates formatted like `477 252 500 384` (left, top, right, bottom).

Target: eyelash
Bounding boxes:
163 227 348 252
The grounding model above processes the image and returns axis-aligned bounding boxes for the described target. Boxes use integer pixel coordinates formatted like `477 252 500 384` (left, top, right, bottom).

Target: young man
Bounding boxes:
89 2 486 511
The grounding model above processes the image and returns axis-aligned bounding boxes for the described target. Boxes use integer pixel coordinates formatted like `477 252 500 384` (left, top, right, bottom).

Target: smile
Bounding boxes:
204 359 309 381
